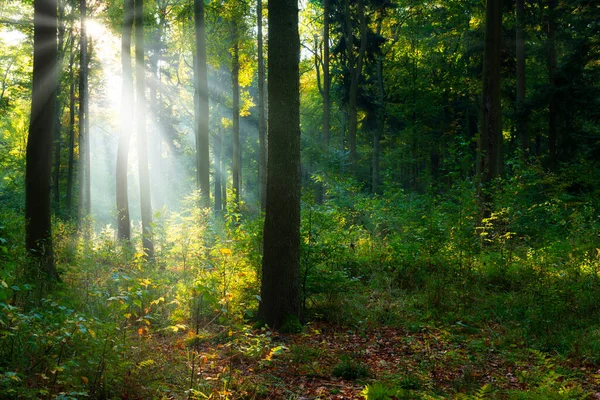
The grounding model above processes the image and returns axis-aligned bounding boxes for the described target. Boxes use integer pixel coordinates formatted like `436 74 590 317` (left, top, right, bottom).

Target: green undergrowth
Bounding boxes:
1 163 600 398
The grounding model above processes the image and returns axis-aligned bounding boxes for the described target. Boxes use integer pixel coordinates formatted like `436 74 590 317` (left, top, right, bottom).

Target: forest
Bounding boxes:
1 0 600 398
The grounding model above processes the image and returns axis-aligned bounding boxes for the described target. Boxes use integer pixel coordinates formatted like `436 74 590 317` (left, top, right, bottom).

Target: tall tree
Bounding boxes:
52 0 66 212
547 0 558 170
78 0 91 228
26 0 59 280
322 0 330 148
116 0 134 241
257 0 267 212
259 0 302 329
194 0 210 207
344 0 367 167
515 0 527 154
477 0 504 213
231 30 241 209
65 46 76 217
135 0 154 258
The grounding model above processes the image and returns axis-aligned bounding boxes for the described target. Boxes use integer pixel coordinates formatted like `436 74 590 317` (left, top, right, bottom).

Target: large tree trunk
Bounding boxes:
259 0 301 330
257 0 267 212
515 0 528 155
231 37 241 208
116 0 134 241
478 0 503 215
135 0 154 258
26 0 59 280
194 0 210 207
547 0 558 170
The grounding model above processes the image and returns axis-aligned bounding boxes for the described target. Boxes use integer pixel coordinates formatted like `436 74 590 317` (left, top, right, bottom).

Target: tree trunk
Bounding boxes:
52 0 65 212
515 0 528 155
231 36 241 208
116 0 134 241
214 128 222 212
66 47 76 217
135 0 154 258
259 0 302 330
478 0 503 215
547 0 558 170
26 0 59 280
323 0 330 148
78 0 91 232
257 0 267 212
194 0 210 207
372 13 384 194
345 0 367 167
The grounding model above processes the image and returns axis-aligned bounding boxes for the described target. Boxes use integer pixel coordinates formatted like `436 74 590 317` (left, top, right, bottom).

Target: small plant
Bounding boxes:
332 355 370 380
361 382 391 400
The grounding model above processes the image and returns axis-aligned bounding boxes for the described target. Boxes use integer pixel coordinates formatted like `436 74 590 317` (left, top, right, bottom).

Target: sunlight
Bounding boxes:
0 28 26 46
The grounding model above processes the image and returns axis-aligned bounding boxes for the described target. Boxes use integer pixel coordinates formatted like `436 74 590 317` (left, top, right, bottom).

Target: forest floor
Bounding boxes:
122 321 600 399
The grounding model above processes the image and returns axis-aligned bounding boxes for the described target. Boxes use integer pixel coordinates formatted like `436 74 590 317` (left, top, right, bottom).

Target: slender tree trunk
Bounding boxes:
78 0 91 231
478 0 503 215
116 0 134 241
516 0 528 155
372 14 384 194
231 35 241 208
323 0 330 148
257 0 267 212
547 0 558 170
135 0 154 258
194 0 210 207
214 128 222 212
26 0 59 280
259 0 302 329
52 0 65 212
66 48 76 217
345 0 367 167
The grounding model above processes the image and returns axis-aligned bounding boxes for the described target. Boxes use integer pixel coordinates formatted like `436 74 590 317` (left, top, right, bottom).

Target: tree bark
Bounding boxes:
547 0 558 170
194 0 210 207
78 0 91 232
66 47 76 217
231 36 241 208
515 0 528 155
372 14 384 194
257 0 267 212
52 0 65 212
135 0 154 258
478 0 503 215
26 0 59 280
116 0 134 241
259 0 302 329
344 0 367 167
323 0 330 148
214 128 222 212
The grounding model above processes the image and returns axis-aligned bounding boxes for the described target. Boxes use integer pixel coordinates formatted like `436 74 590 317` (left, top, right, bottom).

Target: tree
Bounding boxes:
259 0 302 329
257 0 267 212
116 0 134 241
25 0 59 280
135 0 154 258
78 0 91 229
343 0 367 167
477 0 503 214
231 25 241 208
194 0 210 207
515 0 527 154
